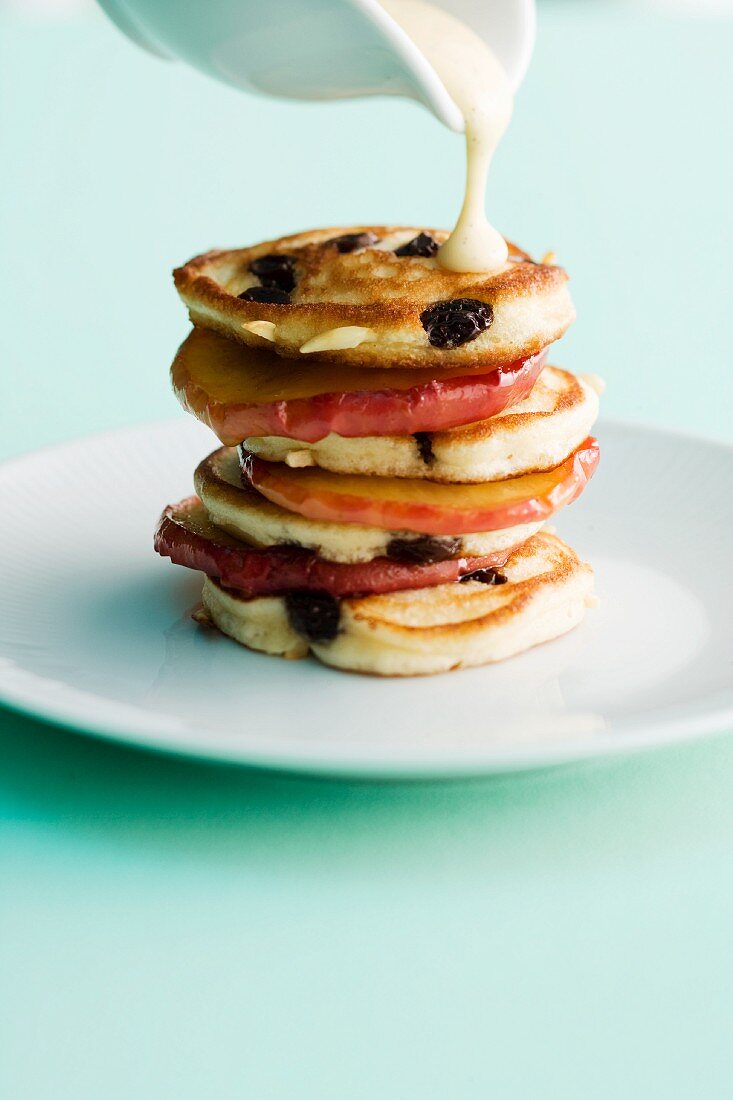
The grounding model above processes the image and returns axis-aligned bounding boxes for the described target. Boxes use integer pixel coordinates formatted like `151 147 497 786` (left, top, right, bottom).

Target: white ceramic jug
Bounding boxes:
96 0 536 132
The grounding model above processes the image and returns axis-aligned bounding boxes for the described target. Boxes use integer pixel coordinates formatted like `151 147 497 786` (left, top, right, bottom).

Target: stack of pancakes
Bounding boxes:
156 227 600 676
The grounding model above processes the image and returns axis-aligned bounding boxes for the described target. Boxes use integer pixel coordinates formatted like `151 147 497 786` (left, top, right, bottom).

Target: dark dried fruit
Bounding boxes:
420 298 494 349
238 286 291 304
326 232 379 254
413 432 435 465
285 591 341 643
386 536 461 565
395 232 439 258
459 568 508 585
249 254 296 293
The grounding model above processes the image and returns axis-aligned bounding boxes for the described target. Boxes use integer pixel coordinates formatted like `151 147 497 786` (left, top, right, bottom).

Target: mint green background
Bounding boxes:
1 3 732 1097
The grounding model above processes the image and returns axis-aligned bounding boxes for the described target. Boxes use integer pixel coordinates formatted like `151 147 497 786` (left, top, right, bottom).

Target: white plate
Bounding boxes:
0 418 730 778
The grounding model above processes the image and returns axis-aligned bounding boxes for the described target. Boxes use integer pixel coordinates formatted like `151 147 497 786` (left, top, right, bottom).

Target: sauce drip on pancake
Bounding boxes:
382 0 512 275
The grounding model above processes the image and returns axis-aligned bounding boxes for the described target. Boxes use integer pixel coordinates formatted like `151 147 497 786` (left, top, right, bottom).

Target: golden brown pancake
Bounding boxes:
174 226 575 369
200 530 594 675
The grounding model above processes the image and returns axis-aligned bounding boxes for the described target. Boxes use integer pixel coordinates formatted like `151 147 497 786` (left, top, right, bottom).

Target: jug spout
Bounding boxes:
95 0 535 131
438 0 537 93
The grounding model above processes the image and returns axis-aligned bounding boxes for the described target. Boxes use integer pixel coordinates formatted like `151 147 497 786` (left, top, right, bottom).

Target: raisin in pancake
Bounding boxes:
174 227 575 369
195 447 543 564
200 531 594 676
245 366 598 483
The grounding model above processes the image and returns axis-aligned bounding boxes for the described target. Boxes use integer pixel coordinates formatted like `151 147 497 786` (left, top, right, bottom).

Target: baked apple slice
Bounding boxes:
171 327 546 445
241 438 599 534
154 497 520 598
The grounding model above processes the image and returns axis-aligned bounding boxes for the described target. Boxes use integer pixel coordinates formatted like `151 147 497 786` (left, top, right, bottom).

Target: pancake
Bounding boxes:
245 366 599 483
195 447 543 564
173 226 575 369
200 531 594 676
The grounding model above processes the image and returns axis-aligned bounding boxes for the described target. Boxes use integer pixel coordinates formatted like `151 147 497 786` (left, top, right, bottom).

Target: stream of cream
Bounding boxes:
381 0 513 274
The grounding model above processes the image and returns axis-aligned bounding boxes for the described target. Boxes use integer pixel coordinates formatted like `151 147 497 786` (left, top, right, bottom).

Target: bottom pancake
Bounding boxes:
199 530 594 676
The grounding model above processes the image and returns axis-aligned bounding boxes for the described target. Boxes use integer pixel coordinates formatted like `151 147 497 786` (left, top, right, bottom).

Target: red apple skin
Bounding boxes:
240 439 600 535
172 329 546 445
154 497 518 599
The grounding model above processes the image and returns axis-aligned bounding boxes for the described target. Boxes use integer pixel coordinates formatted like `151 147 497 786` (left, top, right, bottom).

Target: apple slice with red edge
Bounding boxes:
171 327 546 445
240 438 600 535
154 497 520 598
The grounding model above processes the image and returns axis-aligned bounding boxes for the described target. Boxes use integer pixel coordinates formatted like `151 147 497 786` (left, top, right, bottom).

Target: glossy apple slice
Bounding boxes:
154 497 520 598
241 438 600 535
171 327 546 445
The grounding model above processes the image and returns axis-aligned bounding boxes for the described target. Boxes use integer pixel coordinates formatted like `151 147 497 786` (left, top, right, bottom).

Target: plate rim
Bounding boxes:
0 416 731 778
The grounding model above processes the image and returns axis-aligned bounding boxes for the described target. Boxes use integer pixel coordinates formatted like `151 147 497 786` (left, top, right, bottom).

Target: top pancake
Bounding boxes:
174 226 575 369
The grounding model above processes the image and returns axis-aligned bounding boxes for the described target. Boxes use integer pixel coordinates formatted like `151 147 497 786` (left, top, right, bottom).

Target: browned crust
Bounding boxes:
346 531 587 642
437 368 585 447
173 226 574 369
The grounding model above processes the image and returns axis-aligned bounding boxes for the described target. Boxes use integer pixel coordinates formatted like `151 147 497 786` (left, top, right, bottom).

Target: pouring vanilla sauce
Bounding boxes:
381 0 513 275
296 1 517 355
